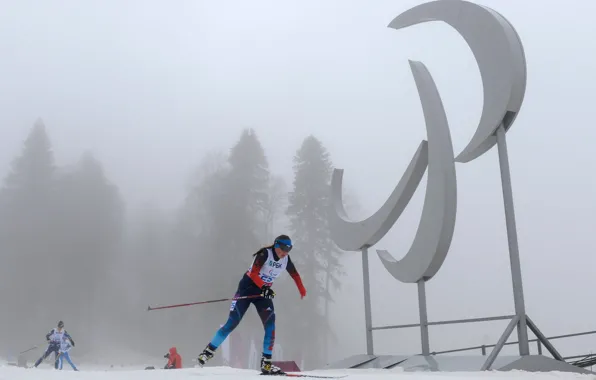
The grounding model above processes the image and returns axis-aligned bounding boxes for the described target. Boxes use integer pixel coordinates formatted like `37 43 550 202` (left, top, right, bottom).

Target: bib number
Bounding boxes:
260 274 273 283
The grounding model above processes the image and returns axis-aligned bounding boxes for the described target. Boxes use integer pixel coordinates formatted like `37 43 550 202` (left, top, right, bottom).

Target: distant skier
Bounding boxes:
57 334 78 371
196 235 306 375
33 320 75 369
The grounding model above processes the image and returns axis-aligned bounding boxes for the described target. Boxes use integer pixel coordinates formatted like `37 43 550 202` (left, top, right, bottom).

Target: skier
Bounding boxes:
196 235 306 375
57 334 78 371
33 320 75 369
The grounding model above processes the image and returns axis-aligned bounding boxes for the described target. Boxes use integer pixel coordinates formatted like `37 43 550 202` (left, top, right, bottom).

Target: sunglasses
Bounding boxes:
275 242 292 252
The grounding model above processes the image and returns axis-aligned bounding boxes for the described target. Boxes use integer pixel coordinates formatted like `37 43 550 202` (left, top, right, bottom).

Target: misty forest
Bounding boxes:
0 119 360 370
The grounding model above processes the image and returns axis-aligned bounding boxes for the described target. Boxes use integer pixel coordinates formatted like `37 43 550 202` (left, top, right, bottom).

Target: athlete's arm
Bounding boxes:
247 250 268 288
166 355 175 369
286 256 306 298
62 342 72 353
64 331 75 346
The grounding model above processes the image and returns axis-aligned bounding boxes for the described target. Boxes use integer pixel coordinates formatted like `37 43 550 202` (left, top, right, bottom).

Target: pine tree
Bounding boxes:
171 150 232 360
0 118 57 349
265 175 289 241
0 118 55 241
223 128 272 362
176 130 272 365
51 152 125 352
192 129 271 279
281 135 344 369
226 128 270 249
124 202 178 352
194 128 271 284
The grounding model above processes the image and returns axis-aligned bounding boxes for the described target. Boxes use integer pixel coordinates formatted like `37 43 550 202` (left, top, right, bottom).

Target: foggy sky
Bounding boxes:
1 0 596 365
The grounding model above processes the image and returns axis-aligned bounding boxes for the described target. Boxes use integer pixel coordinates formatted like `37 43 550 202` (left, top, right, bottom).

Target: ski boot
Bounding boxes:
261 354 284 375
197 345 215 367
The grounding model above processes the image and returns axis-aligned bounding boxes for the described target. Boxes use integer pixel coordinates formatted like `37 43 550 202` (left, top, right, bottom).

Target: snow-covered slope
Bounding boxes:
1 365 595 380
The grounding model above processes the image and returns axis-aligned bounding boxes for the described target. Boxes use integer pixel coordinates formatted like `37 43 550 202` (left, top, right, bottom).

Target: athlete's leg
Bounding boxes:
53 348 60 369
253 297 275 356
34 345 55 367
253 297 281 374
254 298 275 357
208 293 251 350
33 350 47 367
63 352 78 370
197 292 252 366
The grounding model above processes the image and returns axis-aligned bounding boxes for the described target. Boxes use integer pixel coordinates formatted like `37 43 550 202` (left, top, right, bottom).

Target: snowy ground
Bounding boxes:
1 364 595 380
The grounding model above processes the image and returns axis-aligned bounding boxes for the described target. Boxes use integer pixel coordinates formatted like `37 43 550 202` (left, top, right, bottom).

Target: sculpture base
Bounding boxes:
323 354 593 374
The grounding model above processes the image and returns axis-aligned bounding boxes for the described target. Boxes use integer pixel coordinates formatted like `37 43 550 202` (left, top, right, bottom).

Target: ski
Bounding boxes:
260 373 347 378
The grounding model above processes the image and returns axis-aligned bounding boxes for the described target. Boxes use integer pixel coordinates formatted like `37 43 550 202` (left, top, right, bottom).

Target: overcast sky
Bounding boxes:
1 0 595 365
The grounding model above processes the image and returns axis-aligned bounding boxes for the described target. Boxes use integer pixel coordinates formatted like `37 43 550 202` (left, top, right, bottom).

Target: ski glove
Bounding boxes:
299 286 306 299
261 285 275 299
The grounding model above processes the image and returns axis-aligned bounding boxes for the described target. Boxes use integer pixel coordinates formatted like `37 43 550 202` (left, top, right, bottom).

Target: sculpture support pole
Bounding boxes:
362 247 374 355
324 262 331 362
496 124 530 356
417 280 430 355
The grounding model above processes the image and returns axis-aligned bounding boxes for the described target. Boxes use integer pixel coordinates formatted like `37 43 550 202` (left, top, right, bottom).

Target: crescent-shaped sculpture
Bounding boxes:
329 57 457 284
388 0 527 163
329 140 428 252
376 60 457 283
372 0 527 283
329 0 527 284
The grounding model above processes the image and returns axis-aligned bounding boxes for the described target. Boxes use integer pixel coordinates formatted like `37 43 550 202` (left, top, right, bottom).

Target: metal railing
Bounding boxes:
430 328 596 357
370 313 596 370
371 314 514 332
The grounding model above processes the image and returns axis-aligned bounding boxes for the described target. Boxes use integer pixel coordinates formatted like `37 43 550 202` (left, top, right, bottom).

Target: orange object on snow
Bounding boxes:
165 347 182 369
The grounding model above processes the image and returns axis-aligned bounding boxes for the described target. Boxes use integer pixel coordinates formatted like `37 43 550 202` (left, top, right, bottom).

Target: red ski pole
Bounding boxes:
147 294 262 311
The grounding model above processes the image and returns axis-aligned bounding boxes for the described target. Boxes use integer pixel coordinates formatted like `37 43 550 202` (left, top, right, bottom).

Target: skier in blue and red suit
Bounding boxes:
197 234 306 375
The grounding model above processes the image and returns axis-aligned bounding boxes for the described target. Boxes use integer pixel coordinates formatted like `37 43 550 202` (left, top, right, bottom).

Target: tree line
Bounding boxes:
0 119 359 370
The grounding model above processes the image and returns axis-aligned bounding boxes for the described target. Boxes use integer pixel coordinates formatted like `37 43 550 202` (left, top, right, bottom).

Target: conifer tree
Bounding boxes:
280 135 344 369
51 152 125 347
224 128 273 361
178 130 272 365
0 119 57 348
226 128 271 250
0 118 55 241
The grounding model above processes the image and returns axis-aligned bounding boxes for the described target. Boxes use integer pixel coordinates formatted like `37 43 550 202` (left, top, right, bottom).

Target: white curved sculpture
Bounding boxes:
329 0 527 284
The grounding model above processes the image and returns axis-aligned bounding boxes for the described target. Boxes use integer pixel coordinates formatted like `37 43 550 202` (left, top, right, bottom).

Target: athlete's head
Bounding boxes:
57 320 64 329
273 235 292 258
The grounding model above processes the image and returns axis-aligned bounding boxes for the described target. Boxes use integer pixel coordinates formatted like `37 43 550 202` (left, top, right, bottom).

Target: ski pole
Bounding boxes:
19 345 40 355
147 294 262 311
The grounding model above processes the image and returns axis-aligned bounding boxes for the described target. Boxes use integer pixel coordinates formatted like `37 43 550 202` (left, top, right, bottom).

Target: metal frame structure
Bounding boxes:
430 328 596 358
358 120 559 370
321 327 596 371
369 313 564 370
